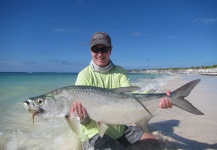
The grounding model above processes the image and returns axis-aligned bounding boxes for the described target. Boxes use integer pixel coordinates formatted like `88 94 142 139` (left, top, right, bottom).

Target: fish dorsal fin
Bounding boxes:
136 115 153 132
132 89 156 94
114 86 141 93
96 122 108 137
145 89 156 94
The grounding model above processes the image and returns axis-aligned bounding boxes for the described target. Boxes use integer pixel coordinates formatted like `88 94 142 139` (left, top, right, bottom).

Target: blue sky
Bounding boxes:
1 0 217 72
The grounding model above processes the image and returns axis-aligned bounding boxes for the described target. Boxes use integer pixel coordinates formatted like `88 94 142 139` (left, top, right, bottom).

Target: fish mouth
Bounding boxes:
23 101 37 113
23 101 44 115
23 101 44 123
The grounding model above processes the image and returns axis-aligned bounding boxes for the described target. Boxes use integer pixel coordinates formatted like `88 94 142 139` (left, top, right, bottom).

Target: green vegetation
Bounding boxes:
128 64 217 73
158 64 217 70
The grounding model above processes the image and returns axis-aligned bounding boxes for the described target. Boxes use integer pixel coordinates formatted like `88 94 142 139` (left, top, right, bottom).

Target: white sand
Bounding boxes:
145 74 217 150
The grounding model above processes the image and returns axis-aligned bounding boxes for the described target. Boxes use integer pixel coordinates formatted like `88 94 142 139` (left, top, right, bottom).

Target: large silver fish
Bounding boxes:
23 79 204 137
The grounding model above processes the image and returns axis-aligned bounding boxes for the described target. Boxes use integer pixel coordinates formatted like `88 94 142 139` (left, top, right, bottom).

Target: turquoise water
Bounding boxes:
0 72 172 149
0 72 166 103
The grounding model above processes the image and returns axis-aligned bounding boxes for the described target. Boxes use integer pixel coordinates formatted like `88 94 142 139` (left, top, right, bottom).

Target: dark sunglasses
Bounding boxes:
91 46 110 53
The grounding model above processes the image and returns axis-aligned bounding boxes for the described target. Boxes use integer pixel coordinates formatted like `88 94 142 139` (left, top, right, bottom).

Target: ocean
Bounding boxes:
0 72 173 150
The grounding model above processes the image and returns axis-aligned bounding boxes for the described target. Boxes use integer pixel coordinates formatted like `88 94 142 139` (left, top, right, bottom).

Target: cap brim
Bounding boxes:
90 39 110 48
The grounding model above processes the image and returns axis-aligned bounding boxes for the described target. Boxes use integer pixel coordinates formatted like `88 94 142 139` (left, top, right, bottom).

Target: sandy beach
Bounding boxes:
128 74 217 150
163 74 217 150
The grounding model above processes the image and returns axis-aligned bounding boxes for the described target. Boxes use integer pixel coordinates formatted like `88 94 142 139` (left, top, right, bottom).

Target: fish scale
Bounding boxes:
23 79 204 138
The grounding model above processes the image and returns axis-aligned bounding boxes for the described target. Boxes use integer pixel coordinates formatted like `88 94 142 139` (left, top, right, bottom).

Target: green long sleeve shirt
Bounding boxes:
75 65 130 139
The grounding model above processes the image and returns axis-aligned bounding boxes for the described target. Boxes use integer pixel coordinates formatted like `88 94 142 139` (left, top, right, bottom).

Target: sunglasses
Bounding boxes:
91 46 110 53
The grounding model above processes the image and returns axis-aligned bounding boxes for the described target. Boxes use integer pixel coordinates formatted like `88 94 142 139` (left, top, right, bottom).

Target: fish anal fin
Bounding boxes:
136 115 153 133
96 122 108 137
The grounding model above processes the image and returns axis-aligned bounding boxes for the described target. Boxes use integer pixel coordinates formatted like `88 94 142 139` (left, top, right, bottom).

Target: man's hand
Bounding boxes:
70 102 88 121
158 90 172 109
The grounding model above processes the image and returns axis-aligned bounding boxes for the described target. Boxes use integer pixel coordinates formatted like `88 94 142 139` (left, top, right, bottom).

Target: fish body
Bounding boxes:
23 79 204 135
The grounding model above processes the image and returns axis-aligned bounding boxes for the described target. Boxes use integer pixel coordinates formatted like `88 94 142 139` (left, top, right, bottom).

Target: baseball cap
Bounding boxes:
90 32 112 48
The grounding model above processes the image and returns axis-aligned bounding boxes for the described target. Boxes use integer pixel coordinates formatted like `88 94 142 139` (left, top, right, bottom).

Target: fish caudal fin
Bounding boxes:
172 79 204 115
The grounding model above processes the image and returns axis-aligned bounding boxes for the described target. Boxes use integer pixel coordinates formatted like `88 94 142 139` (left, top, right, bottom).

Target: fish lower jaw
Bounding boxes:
26 108 39 115
23 103 30 110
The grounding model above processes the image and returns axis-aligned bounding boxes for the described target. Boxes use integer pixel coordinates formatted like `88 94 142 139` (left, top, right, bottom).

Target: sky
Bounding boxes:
1 0 217 72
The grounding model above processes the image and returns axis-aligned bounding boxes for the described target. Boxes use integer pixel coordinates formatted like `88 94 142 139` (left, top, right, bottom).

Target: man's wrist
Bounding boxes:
80 115 91 125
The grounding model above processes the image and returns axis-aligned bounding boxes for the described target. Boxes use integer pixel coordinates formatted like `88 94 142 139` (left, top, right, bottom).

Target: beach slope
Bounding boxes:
127 74 217 150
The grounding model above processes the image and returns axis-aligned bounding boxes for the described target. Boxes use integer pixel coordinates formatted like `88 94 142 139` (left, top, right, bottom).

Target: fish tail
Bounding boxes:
171 79 204 115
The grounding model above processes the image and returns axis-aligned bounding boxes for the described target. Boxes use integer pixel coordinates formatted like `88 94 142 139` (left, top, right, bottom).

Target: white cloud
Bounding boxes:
131 31 142 36
49 60 75 66
193 18 217 24
53 28 77 33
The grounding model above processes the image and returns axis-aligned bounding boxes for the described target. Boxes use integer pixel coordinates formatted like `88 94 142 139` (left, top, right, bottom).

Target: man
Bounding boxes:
71 32 172 149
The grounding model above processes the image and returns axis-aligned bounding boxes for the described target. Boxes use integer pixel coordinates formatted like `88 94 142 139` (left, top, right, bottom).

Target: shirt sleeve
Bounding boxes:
74 69 100 138
75 70 90 86
119 73 131 87
118 68 131 87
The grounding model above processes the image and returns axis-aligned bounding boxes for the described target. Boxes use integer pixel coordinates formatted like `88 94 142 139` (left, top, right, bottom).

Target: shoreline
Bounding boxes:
128 68 217 77
128 74 217 149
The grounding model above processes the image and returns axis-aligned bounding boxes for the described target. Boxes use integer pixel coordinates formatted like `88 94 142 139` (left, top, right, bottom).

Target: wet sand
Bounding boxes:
128 74 217 150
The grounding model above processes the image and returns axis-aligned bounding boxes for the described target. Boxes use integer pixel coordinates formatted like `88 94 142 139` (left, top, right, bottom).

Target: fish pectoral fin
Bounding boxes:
136 115 153 133
114 86 141 93
65 114 80 135
96 122 108 137
65 114 88 142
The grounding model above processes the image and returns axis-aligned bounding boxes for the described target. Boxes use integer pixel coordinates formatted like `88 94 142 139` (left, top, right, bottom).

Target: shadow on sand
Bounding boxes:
126 120 217 150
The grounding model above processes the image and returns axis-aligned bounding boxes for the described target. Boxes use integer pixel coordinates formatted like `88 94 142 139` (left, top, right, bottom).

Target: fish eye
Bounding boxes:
37 99 45 106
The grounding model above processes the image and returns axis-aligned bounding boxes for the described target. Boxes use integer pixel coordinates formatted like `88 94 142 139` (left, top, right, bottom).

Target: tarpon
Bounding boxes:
23 79 204 138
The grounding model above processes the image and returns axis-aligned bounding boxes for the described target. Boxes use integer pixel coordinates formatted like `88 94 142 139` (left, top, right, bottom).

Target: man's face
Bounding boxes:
91 44 112 67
